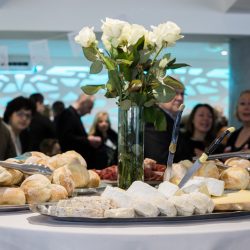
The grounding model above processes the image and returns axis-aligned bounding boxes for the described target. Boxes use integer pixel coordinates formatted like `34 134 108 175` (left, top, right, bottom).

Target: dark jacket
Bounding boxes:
0 119 16 160
29 112 56 151
88 128 118 169
56 106 94 165
144 107 187 164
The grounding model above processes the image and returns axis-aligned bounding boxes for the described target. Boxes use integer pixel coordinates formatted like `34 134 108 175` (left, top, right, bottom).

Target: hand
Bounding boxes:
88 135 102 148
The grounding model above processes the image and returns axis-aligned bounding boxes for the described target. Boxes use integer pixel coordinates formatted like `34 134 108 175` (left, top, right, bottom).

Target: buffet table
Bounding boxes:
1 211 250 250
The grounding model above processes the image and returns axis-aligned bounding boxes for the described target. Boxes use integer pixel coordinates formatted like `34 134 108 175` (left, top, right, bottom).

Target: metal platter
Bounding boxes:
73 182 110 196
0 204 30 212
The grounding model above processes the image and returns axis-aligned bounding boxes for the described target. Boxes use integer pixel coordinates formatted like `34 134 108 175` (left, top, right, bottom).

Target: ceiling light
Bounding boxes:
221 50 228 56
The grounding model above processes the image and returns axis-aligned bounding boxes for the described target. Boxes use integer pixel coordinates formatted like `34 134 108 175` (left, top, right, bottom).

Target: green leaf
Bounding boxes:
169 63 190 69
144 99 156 107
154 109 167 131
81 84 105 95
153 84 176 103
119 99 132 110
90 60 103 74
82 47 97 62
139 50 152 64
108 70 122 94
163 76 184 90
163 53 171 60
144 107 156 123
129 92 147 105
102 56 115 71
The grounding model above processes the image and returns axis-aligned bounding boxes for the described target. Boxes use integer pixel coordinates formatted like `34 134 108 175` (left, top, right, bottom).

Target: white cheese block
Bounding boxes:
158 181 179 199
127 181 177 216
181 179 209 195
188 192 214 214
102 186 159 217
104 208 135 218
168 194 195 216
193 176 224 196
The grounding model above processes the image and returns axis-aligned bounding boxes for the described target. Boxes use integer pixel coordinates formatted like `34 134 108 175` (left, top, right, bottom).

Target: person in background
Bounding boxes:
56 94 102 167
3 96 35 155
182 103 220 160
52 100 65 123
225 90 250 152
144 86 187 164
39 138 61 156
29 93 56 151
88 111 118 169
0 118 16 160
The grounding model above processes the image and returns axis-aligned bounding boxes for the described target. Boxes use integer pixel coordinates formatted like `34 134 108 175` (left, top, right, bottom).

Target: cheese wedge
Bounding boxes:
212 190 250 211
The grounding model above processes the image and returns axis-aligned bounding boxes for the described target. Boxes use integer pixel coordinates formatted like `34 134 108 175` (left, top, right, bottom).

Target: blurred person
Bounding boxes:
144 86 187 164
225 90 250 152
182 103 221 160
3 96 35 155
56 94 102 166
88 111 118 169
0 118 16 160
39 138 61 156
52 101 65 123
29 93 56 151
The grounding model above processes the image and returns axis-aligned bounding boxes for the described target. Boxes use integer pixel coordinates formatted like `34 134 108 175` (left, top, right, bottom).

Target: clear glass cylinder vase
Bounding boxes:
118 105 144 189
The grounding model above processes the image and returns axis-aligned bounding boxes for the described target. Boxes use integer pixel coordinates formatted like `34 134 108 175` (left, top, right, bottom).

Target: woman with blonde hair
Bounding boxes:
225 90 250 152
88 111 118 169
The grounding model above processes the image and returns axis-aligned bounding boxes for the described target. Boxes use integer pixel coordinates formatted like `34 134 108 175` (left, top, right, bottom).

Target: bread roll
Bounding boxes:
0 166 12 185
1 158 24 186
195 161 220 179
87 170 100 188
20 174 52 204
52 166 75 196
225 157 250 169
49 184 68 202
220 166 249 190
47 154 62 171
0 187 26 205
29 151 50 160
61 151 89 188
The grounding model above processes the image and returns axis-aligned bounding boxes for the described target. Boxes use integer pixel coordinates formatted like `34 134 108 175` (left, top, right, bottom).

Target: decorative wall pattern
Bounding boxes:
0 64 228 132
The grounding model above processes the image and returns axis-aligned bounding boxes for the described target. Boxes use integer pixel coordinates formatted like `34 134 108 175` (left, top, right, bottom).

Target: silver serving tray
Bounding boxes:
0 204 30 212
32 203 250 224
41 211 250 224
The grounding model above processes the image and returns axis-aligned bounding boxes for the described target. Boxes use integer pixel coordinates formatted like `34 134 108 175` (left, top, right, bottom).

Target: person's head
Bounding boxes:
236 90 250 124
3 96 35 134
186 103 216 140
158 87 185 117
52 101 65 118
29 93 45 114
39 138 61 156
73 94 95 116
89 111 111 135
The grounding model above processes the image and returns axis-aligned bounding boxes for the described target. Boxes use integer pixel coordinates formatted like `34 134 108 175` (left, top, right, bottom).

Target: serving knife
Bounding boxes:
178 127 235 188
0 161 53 176
164 104 185 181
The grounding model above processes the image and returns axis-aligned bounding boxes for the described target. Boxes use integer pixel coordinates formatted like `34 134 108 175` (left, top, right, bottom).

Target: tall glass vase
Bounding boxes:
118 105 144 189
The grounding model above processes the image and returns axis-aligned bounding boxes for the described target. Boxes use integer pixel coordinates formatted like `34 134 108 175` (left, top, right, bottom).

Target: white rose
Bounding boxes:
101 34 112 51
101 18 128 48
75 26 96 48
120 24 146 46
151 21 183 48
144 31 156 50
159 58 170 68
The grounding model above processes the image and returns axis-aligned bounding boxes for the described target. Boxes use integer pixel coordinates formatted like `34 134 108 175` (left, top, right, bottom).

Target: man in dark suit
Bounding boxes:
144 87 187 164
28 93 56 151
56 94 101 166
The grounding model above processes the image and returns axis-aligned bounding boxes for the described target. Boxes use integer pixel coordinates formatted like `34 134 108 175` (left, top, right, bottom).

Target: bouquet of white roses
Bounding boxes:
75 18 188 130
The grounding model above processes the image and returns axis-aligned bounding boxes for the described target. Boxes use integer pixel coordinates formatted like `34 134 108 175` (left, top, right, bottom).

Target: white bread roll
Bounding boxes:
87 170 100 188
220 166 249 190
29 151 50 160
49 184 68 202
20 174 52 204
52 166 75 196
50 151 89 188
0 166 12 185
0 187 26 205
195 161 220 179
225 157 250 169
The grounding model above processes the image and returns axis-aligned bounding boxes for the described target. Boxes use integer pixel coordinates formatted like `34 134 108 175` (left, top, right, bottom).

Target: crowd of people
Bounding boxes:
0 88 249 169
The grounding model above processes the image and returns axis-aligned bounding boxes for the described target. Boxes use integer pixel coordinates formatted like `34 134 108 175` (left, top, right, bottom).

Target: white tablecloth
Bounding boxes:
1 211 250 250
